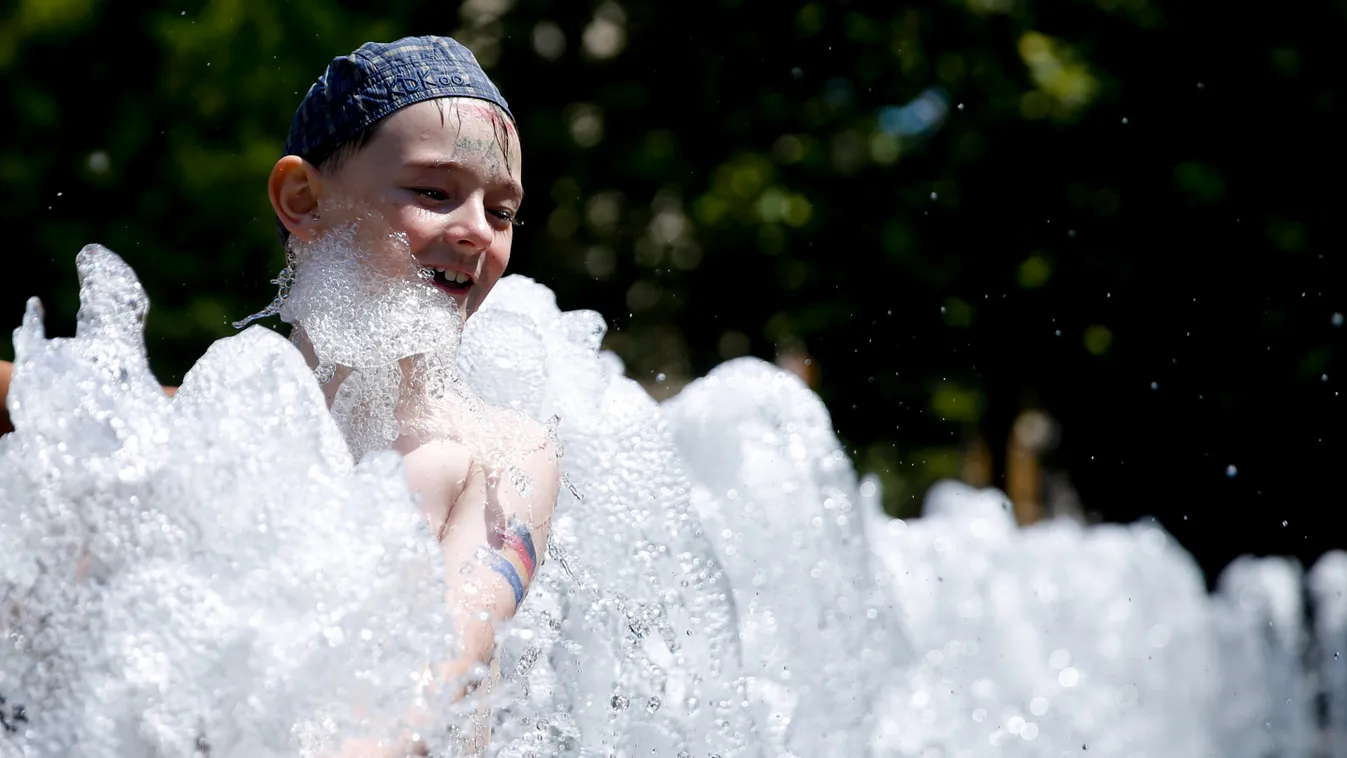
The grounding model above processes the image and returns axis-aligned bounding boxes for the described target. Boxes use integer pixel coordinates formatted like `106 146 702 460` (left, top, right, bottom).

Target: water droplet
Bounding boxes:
1333 312 1343 327
1282 520 1289 527
645 696 661 713
1226 465 1238 478
610 694 629 710
930 192 938 200
655 372 667 383
957 102 965 110
1121 117 1129 124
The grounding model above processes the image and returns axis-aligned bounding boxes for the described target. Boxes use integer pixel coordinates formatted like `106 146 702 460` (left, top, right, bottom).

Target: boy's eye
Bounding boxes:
491 209 523 227
410 187 522 227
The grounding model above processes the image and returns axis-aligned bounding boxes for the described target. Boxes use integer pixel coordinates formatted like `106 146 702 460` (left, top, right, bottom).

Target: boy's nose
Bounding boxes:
446 198 494 252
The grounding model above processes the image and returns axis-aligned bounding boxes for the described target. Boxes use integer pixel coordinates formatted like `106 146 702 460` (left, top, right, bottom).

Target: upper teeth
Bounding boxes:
430 267 471 285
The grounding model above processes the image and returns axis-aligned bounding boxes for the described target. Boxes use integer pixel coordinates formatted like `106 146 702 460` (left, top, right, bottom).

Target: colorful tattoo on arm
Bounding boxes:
480 517 537 607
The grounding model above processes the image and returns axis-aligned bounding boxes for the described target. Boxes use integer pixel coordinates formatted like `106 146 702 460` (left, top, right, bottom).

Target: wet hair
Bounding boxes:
309 97 517 177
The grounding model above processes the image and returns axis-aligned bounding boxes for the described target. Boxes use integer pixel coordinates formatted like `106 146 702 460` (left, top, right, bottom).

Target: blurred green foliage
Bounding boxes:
1 0 1342 579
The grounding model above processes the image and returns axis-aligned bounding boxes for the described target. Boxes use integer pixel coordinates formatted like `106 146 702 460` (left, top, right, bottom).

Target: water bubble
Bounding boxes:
1333 312 1343 327
1049 649 1071 669
1226 464 1238 478
611 695 629 711
646 696 662 713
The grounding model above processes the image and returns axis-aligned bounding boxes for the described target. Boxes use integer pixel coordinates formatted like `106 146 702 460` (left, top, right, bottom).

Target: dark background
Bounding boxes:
1 0 1342 585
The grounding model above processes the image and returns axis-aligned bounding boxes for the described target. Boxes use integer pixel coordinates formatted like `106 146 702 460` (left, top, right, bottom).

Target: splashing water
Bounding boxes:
0 246 455 756
866 480 1346 758
2 242 1345 757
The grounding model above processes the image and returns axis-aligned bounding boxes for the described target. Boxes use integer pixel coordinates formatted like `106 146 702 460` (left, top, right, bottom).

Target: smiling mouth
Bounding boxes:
423 266 473 295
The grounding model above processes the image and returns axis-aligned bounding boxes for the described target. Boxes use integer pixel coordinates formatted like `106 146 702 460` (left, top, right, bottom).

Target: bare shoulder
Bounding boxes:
399 408 560 534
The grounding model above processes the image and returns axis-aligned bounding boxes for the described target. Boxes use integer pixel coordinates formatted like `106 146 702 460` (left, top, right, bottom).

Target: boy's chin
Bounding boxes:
446 287 474 319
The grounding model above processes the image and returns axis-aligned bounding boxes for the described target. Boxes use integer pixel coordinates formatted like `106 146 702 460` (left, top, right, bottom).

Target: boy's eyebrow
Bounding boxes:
403 158 524 201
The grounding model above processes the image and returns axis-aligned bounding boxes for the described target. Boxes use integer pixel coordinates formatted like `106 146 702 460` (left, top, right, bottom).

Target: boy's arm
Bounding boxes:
328 437 558 757
417 440 558 693
0 360 176 436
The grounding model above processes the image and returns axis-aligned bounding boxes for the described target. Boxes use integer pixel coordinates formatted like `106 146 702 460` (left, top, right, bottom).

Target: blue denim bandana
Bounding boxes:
284 35 512 165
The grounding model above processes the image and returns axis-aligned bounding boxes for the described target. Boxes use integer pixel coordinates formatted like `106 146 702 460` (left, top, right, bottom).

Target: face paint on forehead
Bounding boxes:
446 100 518 176
453 136 507 175
450 99 515 129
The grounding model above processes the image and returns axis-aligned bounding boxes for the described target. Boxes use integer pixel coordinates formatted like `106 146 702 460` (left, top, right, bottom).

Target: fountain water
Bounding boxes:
0 247 453 756
1 244 1344 757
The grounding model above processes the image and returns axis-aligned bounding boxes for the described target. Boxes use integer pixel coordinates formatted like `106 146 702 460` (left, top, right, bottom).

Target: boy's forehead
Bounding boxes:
377 100 521 169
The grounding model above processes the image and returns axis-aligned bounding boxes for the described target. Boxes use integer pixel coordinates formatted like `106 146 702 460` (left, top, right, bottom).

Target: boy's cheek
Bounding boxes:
388 206 437 246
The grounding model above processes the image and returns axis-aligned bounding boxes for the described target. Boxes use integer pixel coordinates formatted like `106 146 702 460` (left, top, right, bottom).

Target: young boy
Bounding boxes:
1 36 559 755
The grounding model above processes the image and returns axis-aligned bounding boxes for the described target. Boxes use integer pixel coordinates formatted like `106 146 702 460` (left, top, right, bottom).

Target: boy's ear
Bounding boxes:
269 156 324 241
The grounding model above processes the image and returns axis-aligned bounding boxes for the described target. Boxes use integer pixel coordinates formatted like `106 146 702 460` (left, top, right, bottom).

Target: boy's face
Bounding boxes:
288 99 523 320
